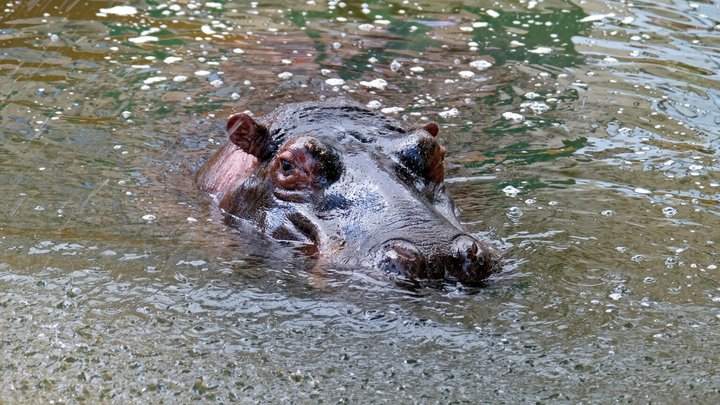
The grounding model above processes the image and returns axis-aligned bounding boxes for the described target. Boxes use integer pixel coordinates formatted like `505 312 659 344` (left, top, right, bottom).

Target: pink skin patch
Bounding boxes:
196 144 257 200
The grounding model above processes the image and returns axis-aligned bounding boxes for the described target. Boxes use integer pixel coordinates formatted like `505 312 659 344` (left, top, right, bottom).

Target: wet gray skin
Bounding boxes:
196 99 500 286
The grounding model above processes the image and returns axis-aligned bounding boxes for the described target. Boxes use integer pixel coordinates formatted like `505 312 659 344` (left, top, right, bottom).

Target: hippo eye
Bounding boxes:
280 159 295 174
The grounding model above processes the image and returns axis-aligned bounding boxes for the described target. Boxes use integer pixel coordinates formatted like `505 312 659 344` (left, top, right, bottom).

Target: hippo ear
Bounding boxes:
423 122 439 137
227 113 271 160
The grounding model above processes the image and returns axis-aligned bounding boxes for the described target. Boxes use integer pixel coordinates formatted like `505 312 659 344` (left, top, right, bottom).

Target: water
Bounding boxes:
1 0 719 402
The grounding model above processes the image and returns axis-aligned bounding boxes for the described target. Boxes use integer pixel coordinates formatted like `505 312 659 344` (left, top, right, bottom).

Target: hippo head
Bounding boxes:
197 99 500 286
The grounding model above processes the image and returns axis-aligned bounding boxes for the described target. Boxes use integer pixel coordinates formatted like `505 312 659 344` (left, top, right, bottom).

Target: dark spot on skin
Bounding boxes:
317 194 351 211
306 140 343 187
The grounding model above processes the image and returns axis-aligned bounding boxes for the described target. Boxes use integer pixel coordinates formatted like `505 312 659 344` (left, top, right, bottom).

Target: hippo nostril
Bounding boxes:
451 235 480 261
446 235 498 284
377 241 424 277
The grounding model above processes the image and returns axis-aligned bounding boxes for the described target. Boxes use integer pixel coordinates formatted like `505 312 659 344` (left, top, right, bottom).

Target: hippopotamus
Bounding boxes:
196 99 501 285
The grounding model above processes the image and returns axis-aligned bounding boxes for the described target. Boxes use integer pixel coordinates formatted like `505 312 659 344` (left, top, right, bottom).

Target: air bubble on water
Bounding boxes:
615 246 628 253
438 108 459 118
278 71 293 79
176 260 207 266
458 71 475 79
380 106 404 114
469 60 492 70
410 66 424 73
359 78 387 90
506 206 523 218
113 145 122 150
143 76 167 84
502 112 524 122
662 207 677 217
142 214 156 221
520 101 549 114
390 60 402 71
665 257 677 268
34 206 44 211
643 277 656 284
332 42 342 49
230 92 240 100
366 100 382 109
210 79 224 87
631 255 645 263
129 36 159 44
548 201 558 206
601 210 614 217
121 111 132 119
524 198 536 205
359 23 375 31
187 217 198 223
141 28 161 37
609 293 622 300
634 187 651 194
502 185 520 197
98 6 138 16
528 47 552 54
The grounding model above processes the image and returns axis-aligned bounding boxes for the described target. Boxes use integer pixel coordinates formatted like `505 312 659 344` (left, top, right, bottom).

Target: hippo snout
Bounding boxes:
377 235 499 285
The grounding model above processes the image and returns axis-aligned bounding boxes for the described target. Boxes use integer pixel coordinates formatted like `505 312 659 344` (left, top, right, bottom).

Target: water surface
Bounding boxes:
1 0 719 402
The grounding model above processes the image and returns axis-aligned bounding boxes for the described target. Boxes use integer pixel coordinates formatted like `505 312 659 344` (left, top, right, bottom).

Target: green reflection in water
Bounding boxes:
467 137 588 168
464 6 591 67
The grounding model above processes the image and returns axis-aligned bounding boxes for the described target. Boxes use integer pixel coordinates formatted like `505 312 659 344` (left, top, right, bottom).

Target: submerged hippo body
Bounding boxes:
196 99 501 285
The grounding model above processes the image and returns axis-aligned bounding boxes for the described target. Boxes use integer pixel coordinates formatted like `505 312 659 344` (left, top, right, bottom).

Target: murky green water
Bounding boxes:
1 0 718 402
